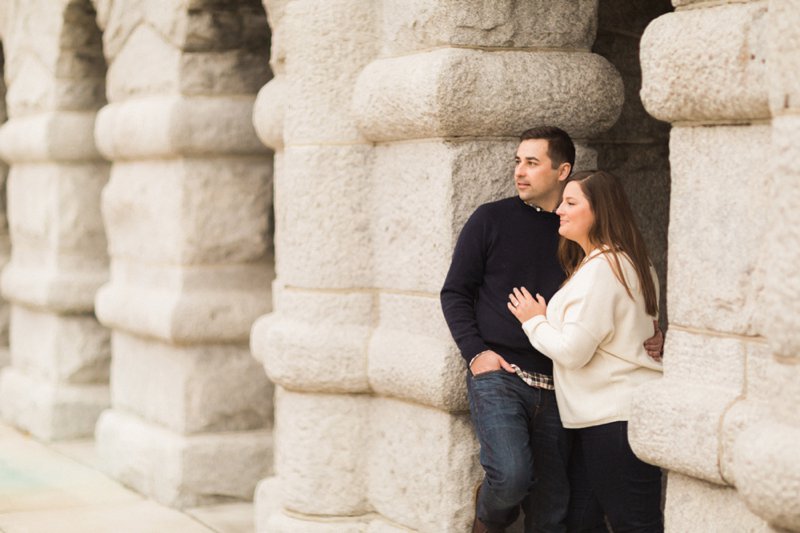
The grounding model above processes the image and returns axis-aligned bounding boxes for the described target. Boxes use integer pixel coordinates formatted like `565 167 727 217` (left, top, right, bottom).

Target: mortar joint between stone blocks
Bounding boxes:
668 324 767 343
380 44 593 61
674 0 766 12
671 118 772 128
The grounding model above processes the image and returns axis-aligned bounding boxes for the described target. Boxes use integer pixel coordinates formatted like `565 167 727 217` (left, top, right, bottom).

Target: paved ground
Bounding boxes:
0 423 254 533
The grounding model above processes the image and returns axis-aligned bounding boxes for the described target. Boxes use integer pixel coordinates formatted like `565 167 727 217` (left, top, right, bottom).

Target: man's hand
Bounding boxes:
507 286 546 324
644 320 664 362
470 350 516 376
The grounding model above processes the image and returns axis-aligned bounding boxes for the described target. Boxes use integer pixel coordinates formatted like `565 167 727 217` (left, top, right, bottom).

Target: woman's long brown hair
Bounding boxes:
557 170 658 316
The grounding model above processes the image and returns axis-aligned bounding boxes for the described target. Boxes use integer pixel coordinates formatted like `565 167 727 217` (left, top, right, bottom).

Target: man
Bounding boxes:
440 126 662 533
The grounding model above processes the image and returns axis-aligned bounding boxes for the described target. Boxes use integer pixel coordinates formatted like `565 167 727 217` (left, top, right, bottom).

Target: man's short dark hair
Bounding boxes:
519 126 576 169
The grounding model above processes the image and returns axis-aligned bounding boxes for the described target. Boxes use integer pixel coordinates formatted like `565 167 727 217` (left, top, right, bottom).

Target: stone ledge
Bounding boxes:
353 48 623 142
95 96 268 160
0 367 109 441
640 3 769 123
95 408 272 508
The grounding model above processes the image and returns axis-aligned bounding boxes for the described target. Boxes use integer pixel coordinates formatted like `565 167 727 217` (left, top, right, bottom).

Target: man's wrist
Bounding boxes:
469 350 491 368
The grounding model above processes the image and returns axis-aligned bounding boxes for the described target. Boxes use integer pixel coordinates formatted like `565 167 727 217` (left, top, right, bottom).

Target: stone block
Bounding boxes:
380 0 598 55
273 389 370 515
768 1 800 113
0 111 101 163
629 378 737 484
179 50 271 96
660 328 747 389
640 4 769 122
5 57 54 117
253 75 286 150
6 163 107 249
763 115 800 358
353 48 623 142
0 366 109 440
2 261 109 314
95 96 268 160
2 162 108 312
718 340 772 483
733 420 800 530
367 398 480 532
370 140 514 294
9 305 109 384
282 0 377 145
251 287 371 393
105 23 180 101
96 260 273 343
254 476 285 533
367 293 467 411
108 331 272 434
93 0 142 57
667 125 770 335
274 144 373 288
100 158 271 265
95 408 272 508
664 472 771 533
174 1 270 54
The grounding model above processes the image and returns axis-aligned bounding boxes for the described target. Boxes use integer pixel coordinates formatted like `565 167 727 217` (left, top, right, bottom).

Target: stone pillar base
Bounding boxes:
665 473 770 532
0 367 108 440
95 409 272 508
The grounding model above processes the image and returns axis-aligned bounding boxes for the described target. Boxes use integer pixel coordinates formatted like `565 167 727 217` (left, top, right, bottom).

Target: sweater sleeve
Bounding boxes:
440 209 490 363
521 258 618 370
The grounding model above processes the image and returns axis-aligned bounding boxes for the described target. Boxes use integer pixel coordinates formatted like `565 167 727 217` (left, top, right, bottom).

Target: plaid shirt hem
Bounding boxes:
510 364 555 391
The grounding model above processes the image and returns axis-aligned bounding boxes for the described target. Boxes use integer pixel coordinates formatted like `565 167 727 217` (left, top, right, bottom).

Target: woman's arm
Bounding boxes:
521 316 601 370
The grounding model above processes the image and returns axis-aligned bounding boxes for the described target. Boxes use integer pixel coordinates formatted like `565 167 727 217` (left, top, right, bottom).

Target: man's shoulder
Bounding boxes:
469 196 518 219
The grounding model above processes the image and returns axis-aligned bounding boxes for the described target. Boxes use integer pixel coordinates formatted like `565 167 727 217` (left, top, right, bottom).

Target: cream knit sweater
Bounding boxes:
521 249 662 429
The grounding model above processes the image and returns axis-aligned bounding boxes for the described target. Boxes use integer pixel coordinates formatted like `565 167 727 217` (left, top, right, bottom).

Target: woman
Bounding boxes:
507 170 664 532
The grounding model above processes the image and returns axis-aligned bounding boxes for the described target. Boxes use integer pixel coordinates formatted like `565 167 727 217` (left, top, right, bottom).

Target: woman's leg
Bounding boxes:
579 422 663 533
565 429 608 532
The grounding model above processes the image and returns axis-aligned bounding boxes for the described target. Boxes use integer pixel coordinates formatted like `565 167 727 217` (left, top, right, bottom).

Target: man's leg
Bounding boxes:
467 370 538 531
522 388 571 533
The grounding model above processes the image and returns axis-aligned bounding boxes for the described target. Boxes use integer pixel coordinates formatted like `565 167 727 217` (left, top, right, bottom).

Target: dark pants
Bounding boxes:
467 370 572 532
567 421 664 533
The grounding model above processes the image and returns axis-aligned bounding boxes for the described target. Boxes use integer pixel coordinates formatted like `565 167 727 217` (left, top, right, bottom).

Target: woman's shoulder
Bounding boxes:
580 250 638 287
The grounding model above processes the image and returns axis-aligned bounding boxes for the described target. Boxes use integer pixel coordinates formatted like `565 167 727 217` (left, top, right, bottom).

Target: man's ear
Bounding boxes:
557 162 572 182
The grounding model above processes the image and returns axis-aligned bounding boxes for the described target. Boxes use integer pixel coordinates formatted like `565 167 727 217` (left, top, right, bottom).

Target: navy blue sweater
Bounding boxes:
440 196 566 375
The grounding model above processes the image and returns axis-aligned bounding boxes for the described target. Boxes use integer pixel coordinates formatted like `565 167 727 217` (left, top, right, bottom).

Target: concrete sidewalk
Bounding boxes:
0 423 255 533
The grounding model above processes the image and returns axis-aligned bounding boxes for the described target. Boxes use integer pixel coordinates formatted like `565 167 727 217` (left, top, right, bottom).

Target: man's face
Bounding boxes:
514 139 563 204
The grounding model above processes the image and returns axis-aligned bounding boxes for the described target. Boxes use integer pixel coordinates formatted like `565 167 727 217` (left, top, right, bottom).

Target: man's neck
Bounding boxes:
523 196 559 213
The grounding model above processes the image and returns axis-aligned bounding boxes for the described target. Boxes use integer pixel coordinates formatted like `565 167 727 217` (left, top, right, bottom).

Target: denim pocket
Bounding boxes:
471 369 508 380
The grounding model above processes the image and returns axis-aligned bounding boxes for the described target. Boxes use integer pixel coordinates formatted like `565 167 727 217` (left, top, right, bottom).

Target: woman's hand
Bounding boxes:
507 286 547 324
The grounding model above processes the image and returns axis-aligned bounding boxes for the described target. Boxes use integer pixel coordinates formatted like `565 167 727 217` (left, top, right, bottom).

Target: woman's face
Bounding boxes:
556 181 595 247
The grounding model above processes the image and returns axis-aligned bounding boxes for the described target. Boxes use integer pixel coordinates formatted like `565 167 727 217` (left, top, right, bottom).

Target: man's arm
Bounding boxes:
440 209 514 375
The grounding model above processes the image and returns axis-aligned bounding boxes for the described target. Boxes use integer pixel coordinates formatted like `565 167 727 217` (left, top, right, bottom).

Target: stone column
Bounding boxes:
252 1 622 531
91 0 275 507
251 0 379 530
729 1 800 531
629 1 794 531
0 0 110 441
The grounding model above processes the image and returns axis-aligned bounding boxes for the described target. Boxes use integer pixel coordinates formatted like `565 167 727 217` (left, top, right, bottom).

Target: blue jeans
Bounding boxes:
567 422 663 533
467 370 572 532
